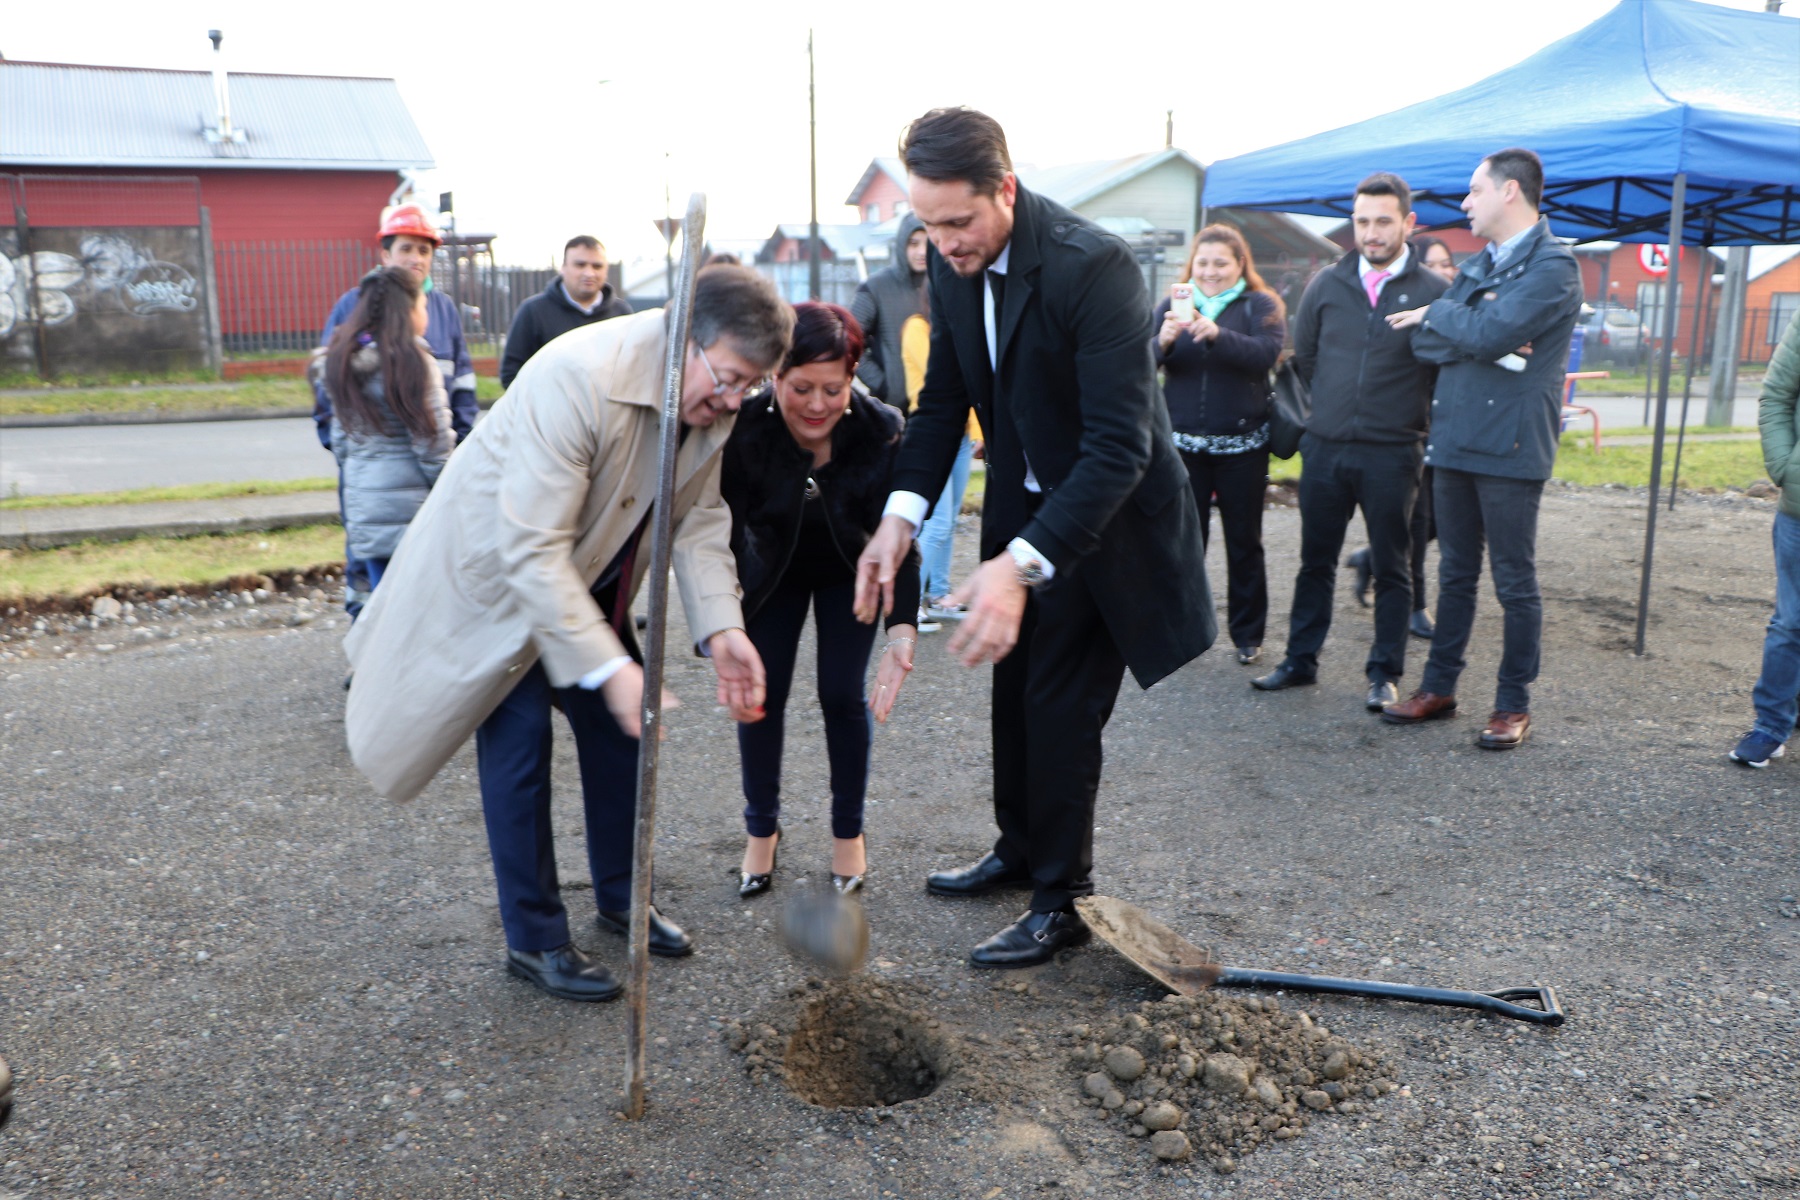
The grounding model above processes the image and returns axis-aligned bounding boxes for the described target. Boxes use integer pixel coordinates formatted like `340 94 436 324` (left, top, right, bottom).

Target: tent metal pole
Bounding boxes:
1667 268 1689 508
1634 173 1686 656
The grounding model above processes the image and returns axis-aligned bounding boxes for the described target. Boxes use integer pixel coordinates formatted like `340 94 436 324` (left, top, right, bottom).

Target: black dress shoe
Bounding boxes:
738 825 781 898
969 909 1092 968
1251 661 1317 691
1410 609 1435 639
506 943 622 1002
1366 679 1399 711
926 851 1031 897
595 904 695 957
1348 548 1373 607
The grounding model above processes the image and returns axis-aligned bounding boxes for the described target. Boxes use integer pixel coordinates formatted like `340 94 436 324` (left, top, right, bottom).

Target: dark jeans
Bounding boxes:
1286 435 1422 682
1420 467 1546 713
738 576 877 841
474 662 641 952
335 472 372 620
1181 446 1269 649
1411 466 1435 612
991 561 1127 914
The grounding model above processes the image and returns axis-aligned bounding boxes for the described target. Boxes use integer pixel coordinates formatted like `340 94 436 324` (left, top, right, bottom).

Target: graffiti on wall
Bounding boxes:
0 234 199 337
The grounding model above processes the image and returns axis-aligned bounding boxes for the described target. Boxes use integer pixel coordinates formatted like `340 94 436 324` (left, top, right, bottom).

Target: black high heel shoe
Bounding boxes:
831 833 866 896
738 825 780 898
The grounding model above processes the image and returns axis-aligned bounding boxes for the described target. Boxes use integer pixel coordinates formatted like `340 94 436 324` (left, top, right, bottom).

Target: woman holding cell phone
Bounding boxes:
1152 225 1287 666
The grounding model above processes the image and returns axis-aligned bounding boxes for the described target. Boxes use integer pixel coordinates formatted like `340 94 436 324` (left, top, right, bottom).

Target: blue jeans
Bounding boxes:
1751 511 1800 742
336 472 372 620
920 436 975 599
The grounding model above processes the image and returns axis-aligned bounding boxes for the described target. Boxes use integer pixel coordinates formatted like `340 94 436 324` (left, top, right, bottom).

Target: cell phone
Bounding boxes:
1170 283 1196 323
1496 353 1528 372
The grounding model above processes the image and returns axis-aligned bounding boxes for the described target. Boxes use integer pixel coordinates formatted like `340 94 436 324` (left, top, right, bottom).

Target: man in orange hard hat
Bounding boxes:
311 202 479 618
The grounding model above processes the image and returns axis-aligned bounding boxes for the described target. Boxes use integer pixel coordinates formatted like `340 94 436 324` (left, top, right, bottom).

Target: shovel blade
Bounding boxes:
1075 895 1222 995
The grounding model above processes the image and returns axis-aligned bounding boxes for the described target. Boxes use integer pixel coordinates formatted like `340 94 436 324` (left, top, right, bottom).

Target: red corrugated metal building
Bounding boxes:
0 58 434 347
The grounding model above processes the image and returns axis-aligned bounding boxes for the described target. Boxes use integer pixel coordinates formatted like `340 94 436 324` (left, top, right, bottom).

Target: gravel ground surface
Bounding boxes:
1 485 1797 1199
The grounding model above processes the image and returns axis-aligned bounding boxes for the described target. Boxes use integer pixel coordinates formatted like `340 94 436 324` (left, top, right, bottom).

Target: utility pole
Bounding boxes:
1706 247 1750 426
1165 110 1173 149
807 29 822 301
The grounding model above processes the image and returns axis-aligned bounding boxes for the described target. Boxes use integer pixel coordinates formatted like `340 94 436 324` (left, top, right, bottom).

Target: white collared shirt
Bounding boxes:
882 238 1053 580
1358 246 1410 297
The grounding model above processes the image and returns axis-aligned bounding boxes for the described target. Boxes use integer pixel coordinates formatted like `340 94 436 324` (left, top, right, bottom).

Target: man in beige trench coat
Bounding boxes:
344 265 794 1001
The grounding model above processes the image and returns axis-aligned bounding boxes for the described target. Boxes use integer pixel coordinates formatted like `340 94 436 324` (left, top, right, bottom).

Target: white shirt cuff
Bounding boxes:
883 490 930 532
577 656 634 690
1008 536 1057 582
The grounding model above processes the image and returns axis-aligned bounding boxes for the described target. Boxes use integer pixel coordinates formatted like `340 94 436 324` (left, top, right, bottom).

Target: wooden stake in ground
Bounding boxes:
622 192 707 1121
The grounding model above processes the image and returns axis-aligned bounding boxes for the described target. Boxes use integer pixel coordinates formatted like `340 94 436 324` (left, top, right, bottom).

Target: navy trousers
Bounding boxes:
475 662 640 952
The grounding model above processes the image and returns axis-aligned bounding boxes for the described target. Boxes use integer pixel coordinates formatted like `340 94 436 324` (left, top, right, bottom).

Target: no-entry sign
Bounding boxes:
1638 244 1673 276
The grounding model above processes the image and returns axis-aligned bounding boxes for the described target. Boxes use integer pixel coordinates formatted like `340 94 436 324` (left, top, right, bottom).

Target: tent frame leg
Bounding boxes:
1633 173 1686 656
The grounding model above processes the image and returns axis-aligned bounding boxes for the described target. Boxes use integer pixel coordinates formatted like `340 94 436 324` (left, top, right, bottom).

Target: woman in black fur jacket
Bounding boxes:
721 302 921 899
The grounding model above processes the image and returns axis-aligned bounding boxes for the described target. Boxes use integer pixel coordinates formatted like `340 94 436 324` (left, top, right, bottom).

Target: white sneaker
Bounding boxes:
926 597 968 620
916 606 942 633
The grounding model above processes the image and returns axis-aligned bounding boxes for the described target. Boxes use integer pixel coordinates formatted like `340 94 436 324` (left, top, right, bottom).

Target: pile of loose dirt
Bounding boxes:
1068 991 1398 1173
722 978 959 1110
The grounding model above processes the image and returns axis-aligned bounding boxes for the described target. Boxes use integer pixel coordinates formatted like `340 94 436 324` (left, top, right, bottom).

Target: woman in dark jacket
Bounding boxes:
722 302 921 898
1152 224 1287 664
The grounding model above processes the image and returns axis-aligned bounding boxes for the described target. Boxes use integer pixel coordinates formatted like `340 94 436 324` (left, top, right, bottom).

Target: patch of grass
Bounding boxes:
0 367 222 390
0 524 345 603
0 378 309 417
1555 439 1768 490
0 478 336 512
1 375 504 418
1562 426 1757 441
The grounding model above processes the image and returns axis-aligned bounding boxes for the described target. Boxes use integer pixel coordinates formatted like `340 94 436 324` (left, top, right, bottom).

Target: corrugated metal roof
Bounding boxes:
0 60 434 170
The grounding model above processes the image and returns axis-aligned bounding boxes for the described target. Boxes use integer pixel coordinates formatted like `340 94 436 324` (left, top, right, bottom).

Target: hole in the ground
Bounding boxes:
783 984 951 1108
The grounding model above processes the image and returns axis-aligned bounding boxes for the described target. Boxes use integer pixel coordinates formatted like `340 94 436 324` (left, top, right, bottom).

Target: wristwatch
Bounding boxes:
1007 541 1048 588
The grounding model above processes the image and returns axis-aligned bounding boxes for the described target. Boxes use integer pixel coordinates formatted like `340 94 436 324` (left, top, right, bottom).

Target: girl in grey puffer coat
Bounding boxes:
318 267 454 587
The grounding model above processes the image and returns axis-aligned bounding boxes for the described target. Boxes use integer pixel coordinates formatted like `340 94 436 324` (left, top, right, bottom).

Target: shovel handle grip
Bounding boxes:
1214 968 1565 1027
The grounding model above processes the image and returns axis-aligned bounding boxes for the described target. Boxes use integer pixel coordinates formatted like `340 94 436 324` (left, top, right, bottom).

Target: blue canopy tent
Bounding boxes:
1203 0 1800 653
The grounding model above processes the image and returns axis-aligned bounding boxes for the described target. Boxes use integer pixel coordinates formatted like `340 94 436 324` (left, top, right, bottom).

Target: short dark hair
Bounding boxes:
782 301 865 375
899 107 1012 197
1482 147 1545 210
689 264 794 371
1354 171 1412 214
563 235 604 259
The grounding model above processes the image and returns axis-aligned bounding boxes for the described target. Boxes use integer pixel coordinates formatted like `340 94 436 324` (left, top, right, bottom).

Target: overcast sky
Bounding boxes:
8 0 1782 271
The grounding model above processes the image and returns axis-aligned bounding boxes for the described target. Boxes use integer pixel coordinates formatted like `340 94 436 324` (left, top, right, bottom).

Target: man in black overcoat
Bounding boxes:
856 107 1214 968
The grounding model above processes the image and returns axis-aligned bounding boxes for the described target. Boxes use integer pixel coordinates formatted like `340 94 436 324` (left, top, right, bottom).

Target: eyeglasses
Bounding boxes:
696 343 771 398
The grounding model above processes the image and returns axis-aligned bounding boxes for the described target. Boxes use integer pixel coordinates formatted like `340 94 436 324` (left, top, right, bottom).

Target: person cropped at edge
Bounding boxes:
1252 173 1448 711
320 267 454 591
311 203 477 619
1346 235 1459 632
1384 147 1583 750
1728 310 1800 768
341 264 792 1004
723 302 921 897
1152 225 1286 666
855 107 1214 970
499 235 634 387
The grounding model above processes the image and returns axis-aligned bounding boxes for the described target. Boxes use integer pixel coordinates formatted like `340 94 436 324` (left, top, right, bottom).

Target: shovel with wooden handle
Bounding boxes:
1075 896 1564 1027
621 192 707 1121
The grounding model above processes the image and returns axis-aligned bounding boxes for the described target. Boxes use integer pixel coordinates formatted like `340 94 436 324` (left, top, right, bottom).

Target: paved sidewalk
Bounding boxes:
0 490 337 549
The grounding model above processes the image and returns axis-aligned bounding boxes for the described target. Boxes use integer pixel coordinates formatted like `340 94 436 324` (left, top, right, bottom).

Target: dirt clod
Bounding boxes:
1150 1130 1191 1161
1070 991 1394 1170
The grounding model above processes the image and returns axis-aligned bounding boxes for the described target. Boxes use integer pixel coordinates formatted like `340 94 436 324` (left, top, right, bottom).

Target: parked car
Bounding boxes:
1584 305 1649 366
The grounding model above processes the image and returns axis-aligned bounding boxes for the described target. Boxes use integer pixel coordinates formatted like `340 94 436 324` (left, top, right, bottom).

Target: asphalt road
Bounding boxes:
1 491 1796 1198
0 418 329 498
